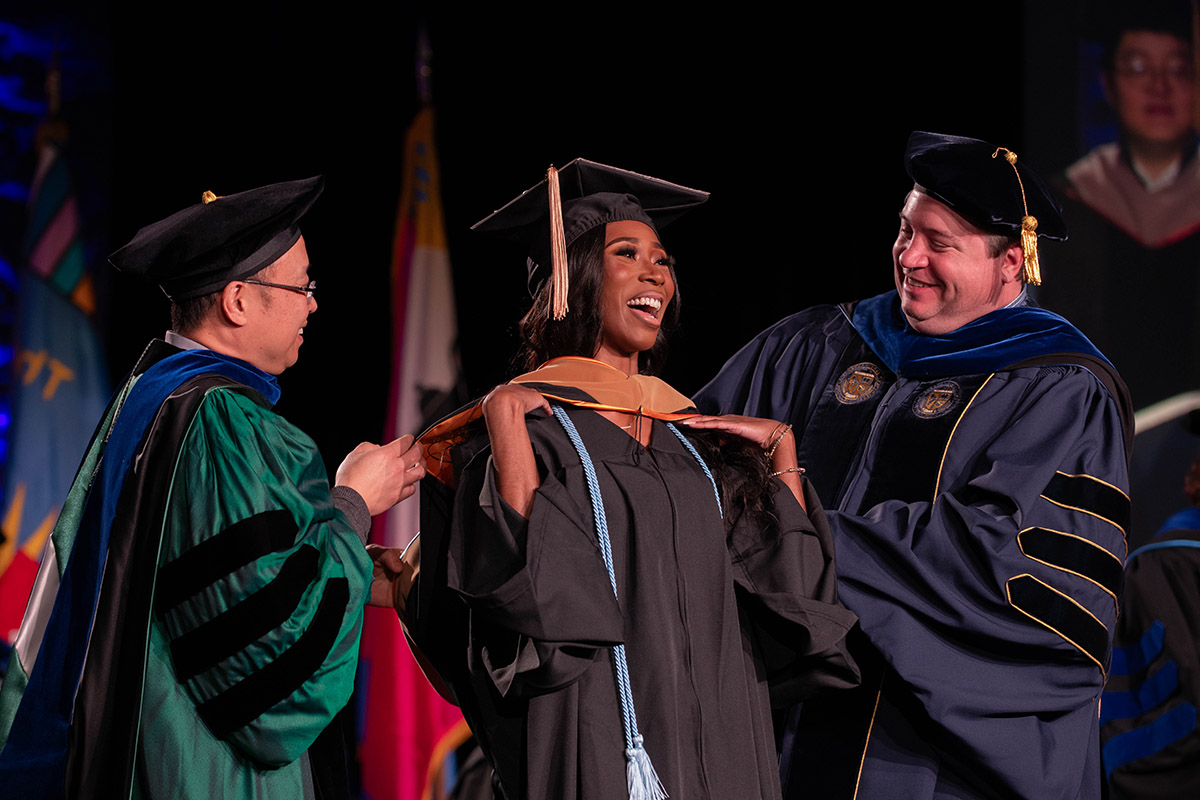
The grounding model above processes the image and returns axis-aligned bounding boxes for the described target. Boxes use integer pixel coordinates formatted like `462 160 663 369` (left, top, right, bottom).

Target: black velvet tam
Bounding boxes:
109 176 324 300
904 131 1068 241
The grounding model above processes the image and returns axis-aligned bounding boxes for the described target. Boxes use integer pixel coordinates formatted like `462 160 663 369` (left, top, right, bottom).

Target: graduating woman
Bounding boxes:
398 160 859 800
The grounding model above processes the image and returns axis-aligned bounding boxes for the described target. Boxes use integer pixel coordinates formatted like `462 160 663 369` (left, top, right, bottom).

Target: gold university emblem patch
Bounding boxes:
913 381 961 419
835 362 884 404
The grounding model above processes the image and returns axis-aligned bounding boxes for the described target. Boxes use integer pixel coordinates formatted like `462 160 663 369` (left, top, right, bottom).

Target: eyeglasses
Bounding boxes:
243 278 316 300
1114 55 1194 84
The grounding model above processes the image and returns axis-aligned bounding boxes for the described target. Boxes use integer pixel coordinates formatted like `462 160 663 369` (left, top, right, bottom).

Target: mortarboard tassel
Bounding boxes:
547 166 570 320
991 147 1042 286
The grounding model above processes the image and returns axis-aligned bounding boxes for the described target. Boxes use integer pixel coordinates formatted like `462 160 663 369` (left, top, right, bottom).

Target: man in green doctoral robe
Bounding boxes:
0 176 424 800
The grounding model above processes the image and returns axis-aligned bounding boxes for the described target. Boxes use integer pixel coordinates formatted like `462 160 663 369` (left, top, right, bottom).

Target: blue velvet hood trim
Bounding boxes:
849 291 1109 380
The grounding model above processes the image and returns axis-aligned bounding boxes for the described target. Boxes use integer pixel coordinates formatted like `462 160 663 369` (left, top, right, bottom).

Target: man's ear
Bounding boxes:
219 281 251 326
1000 244 1024 285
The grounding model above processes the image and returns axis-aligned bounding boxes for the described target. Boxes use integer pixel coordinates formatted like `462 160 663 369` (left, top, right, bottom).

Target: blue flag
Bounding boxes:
0 143 108 654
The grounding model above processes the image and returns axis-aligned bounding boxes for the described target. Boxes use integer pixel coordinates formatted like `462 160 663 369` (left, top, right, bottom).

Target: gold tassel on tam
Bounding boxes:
547 166 570 320
991 147 1042 286
1020 215 1041 286
201 190 220 204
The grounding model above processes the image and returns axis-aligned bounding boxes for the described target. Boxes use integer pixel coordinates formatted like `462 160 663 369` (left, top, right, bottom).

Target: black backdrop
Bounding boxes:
85 3 1072 474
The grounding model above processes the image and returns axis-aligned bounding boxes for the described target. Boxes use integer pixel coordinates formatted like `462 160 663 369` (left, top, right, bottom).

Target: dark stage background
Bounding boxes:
10 2 1086 475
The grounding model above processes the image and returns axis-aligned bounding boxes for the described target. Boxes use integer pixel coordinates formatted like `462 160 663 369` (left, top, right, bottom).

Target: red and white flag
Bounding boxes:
357 105 469 800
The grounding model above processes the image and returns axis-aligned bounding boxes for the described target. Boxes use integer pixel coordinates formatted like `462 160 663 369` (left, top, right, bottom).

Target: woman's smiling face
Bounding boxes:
592 219 675 374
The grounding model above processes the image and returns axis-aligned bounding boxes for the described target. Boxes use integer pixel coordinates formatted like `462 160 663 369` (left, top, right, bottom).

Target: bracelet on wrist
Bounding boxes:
765 423 793 461
770 466 806 478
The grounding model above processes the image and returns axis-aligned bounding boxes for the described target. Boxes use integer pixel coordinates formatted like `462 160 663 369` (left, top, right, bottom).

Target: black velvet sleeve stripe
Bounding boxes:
169 545 320 681
1017 527 1123 601
156 509 298 613
1007 574 1109 673
1040 471 1130 535
196 577 350 739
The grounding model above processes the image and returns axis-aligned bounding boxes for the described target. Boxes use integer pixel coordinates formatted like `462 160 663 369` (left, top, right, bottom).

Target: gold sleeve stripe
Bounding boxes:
852 678 885 800
933 374 995 502
1040 471 1130 538
1017 527 1123 615
1006 574 1108 675
1055 471 1130 500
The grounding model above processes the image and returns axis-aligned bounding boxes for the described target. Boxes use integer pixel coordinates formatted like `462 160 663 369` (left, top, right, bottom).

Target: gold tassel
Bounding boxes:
201 190 220 204
991 147 1042 286
1020 215 1041 286
547 166 569 320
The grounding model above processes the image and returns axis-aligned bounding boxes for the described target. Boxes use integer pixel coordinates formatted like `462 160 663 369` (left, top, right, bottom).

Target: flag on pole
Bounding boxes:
0 138 109 658
357 104 469 800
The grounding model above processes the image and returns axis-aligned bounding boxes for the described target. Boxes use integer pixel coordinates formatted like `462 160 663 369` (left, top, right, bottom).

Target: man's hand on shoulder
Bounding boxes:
335 433 425 516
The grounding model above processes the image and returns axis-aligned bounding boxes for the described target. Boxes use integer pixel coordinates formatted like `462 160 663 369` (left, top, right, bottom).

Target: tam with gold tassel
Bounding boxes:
903 131 1067 288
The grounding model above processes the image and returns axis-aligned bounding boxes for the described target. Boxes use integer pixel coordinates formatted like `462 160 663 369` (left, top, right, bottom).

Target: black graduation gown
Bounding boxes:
413 406 858 800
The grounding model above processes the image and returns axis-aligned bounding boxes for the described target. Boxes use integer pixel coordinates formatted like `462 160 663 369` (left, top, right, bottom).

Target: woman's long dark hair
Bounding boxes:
687 428 780 536
514 222 779 535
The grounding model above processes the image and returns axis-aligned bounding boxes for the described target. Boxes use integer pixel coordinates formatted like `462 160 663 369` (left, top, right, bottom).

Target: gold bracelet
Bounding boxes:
770 466 806 478
765 423 793 461
764 422 785 448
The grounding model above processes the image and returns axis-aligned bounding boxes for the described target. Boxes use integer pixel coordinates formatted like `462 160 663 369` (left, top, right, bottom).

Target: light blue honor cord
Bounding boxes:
551 406 721 800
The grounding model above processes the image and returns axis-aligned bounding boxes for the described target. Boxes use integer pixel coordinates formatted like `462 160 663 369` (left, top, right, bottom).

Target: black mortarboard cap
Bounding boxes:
110 176 324 300
472 158 708 305
905 131 1066 285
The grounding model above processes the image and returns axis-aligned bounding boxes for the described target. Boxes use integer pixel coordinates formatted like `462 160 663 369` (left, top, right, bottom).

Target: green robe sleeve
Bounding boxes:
152 386 372 768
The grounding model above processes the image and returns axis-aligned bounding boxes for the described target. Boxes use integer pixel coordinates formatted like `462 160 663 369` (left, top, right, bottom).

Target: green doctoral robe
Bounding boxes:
0 341 371 800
